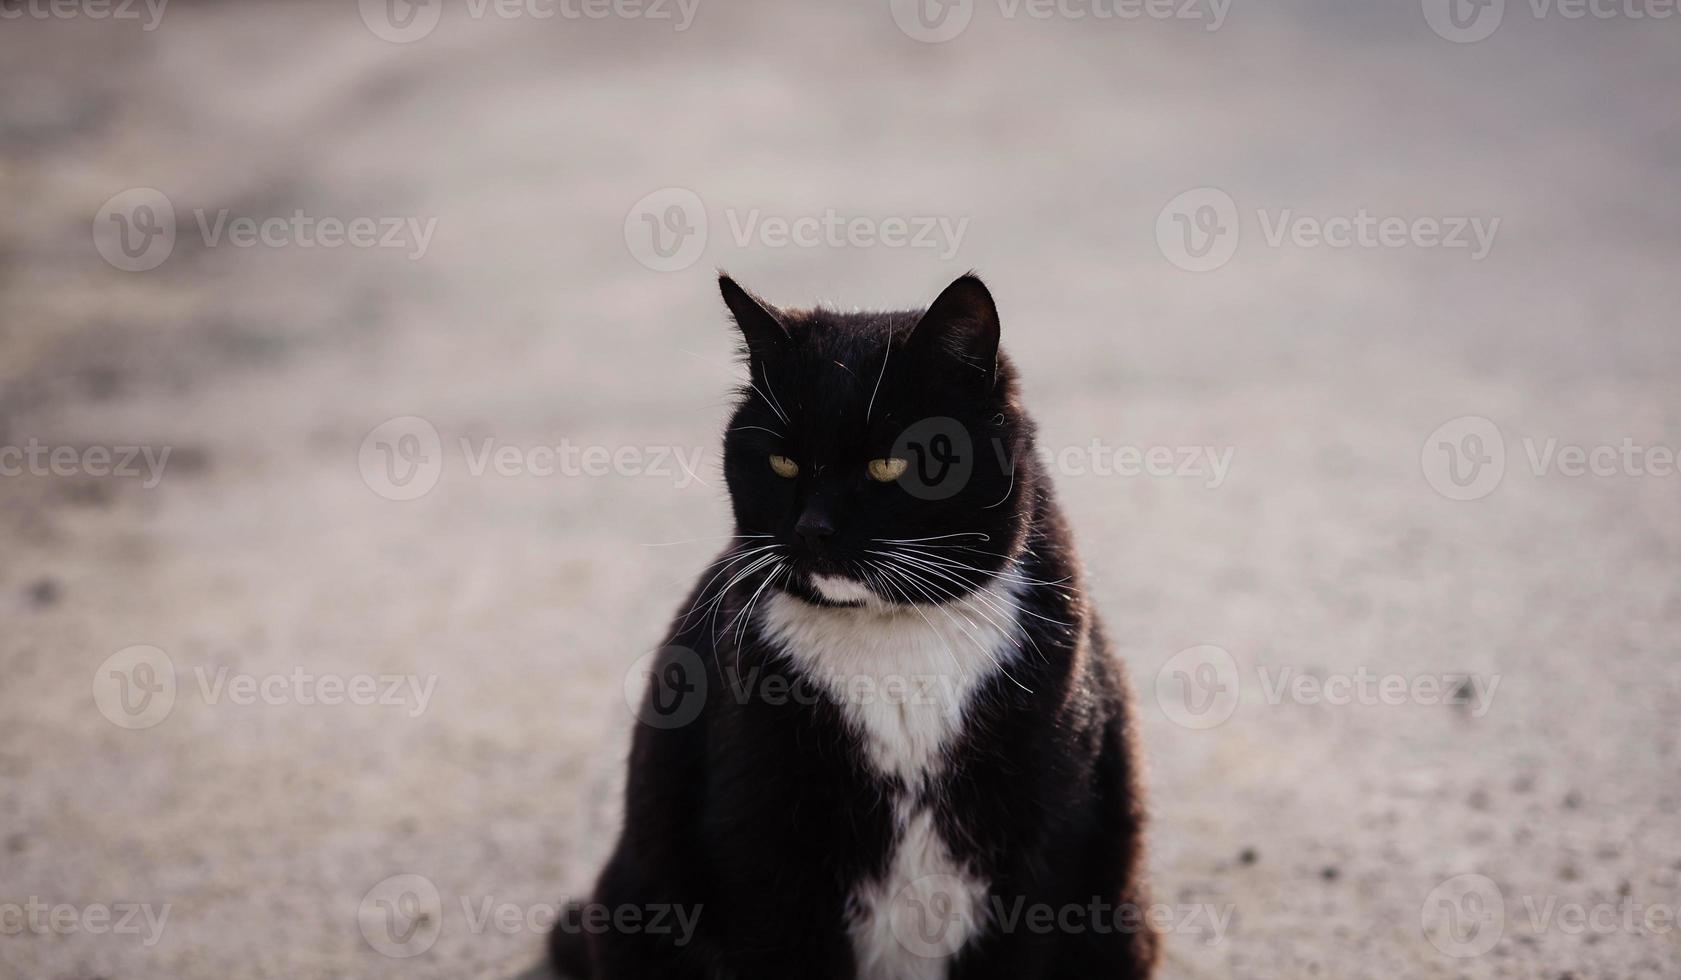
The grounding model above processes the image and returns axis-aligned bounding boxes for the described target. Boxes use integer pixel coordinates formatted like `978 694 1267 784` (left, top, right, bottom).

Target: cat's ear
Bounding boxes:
908 273 1001 384
719 274 789 358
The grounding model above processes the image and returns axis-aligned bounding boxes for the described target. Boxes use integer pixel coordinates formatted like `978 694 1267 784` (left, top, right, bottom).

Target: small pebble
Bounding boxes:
27 579 60 607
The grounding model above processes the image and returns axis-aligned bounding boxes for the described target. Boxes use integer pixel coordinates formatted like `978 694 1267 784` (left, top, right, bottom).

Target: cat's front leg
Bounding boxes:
574 854 714 980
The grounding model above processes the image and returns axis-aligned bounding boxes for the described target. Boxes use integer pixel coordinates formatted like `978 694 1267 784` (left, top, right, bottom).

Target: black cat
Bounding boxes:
552 275 1157 979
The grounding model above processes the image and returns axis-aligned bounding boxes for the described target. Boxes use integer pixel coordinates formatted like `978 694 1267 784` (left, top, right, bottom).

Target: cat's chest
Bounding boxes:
756 584 1024 978
756 583 1024 780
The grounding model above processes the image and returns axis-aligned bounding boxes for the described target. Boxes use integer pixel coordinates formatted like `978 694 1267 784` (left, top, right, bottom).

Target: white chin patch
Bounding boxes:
809 574 876 605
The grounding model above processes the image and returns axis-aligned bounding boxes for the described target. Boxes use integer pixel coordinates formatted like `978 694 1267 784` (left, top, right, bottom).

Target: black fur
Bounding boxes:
552 275 1157 979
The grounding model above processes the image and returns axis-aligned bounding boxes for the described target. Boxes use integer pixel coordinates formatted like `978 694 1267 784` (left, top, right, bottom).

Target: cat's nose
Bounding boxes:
795 509 836 547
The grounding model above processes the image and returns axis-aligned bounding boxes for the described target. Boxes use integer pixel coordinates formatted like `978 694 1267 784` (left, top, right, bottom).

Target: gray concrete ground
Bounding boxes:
3 1 1679 977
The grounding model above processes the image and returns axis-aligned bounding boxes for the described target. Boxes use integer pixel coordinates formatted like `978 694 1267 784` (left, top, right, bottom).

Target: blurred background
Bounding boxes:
3 0 1679 977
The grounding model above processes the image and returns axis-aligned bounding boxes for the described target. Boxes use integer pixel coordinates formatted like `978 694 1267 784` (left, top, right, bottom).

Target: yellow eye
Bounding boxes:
867 457 908 482
769 454 799 478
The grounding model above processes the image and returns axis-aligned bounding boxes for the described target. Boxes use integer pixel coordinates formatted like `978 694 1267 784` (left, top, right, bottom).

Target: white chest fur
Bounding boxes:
757 580 1025 979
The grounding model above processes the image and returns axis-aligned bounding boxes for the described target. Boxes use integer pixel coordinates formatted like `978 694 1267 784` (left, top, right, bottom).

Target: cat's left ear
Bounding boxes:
719 274 790 359
909 273 1000 386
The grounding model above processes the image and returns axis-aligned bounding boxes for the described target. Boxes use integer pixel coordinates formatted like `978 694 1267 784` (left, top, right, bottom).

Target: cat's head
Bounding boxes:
719 274 1036 609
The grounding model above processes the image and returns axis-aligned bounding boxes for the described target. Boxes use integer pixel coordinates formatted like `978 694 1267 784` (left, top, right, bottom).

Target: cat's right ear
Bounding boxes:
719 274 789 358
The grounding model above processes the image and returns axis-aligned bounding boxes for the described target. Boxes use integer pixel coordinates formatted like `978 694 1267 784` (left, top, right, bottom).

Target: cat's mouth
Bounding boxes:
778 559 889 608
806 573 876 605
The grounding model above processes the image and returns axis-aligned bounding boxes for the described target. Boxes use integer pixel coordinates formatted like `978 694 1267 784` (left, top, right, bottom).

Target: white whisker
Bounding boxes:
865 326 893 424
677 545 780 630
642 533 771 548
